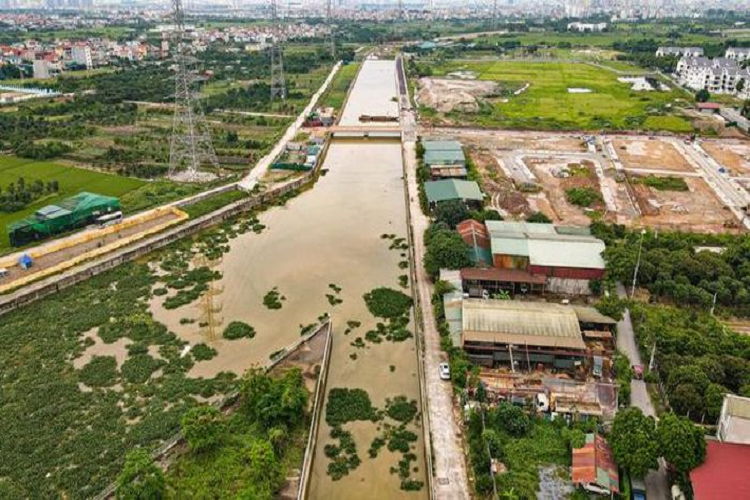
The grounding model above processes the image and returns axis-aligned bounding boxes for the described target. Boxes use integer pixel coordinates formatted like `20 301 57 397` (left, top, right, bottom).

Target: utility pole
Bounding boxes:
269 0 287 101
492 0 498 30
630 229 646 298
168 0 219 182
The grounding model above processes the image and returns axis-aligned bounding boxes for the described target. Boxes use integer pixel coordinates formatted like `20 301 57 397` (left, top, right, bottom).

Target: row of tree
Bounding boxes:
611 408 706 494
0 177 59 213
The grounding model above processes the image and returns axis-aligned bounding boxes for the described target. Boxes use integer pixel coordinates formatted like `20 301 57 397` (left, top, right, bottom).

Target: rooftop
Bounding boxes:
690 441 750 500
424 149 466 165
572 434 619 494
423 139 463 151
461 299 586 350
424 179 483 204
485 221 605 270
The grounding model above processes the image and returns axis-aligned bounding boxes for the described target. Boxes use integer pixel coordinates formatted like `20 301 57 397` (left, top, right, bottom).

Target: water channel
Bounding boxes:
150 59 427 499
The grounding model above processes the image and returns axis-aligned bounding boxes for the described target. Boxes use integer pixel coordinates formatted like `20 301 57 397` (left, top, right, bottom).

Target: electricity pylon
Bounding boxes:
269 0 287 101
327 0 336 59
168 0 219 182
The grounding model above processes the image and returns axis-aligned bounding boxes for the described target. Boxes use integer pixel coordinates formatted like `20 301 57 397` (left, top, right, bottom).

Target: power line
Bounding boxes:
269 0 287 101
168 0 219 182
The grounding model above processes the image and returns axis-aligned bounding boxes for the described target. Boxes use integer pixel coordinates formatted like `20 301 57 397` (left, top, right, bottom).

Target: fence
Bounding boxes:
297 320 334 500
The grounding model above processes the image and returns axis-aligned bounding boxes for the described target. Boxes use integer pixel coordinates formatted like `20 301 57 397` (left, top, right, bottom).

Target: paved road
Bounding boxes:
398 56 470 500
616 283 669 500
238 61 342 191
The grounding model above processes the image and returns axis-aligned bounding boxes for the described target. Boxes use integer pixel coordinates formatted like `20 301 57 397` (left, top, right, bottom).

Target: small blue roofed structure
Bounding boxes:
18 254 33 270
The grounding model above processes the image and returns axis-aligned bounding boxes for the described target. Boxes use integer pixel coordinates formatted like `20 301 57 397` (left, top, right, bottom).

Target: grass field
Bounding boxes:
319 61 361 111
423 60 693 132
0 155 146 247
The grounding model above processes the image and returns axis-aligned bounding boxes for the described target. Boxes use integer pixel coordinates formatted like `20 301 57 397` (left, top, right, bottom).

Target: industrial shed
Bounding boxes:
423 139 468 179
461 299 587 368
485 221 605 295
424 179 483 208
8 192 121 247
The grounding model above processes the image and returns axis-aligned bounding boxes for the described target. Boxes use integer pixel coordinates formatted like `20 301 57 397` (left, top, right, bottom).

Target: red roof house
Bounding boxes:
690 441 750 500
572 433 619 495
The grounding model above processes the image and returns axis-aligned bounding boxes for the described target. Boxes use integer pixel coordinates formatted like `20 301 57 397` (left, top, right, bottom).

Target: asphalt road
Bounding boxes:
616 283 670 500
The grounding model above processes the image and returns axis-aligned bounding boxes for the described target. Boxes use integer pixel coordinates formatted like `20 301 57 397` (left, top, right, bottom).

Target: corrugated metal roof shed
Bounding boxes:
572 306 617 325
425 149 466 166
461 299 585 350
691 441 750 500
485 221 605 270
424 179 483 204
572 434 619 494
423 139 463 151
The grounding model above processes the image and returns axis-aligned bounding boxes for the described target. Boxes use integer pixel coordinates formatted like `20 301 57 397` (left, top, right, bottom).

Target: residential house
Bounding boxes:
656 46 704 58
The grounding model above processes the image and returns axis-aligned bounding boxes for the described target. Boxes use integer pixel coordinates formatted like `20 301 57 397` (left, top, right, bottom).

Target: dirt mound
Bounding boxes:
417 77 498 113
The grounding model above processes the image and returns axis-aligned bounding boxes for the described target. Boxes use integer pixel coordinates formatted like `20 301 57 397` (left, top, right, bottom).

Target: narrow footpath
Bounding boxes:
399 58 470 500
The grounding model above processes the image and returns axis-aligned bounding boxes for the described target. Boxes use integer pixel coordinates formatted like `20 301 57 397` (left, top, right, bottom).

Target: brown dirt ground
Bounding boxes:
468 147 530 216
613 139 694 172
703 141 750 177
525 157 603 226
630 176 739 233
461 133 586 153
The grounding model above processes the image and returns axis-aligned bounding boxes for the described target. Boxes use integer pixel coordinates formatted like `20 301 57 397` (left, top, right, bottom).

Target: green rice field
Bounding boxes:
422 60 694 132
0 155 146 248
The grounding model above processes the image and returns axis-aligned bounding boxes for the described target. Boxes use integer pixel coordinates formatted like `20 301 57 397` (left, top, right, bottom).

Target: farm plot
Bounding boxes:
612 138 695 173
0 155 146 248
416 61 692 132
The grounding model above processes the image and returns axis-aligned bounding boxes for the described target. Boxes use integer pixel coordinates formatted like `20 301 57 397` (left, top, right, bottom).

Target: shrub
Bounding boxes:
192 343 218 361
121 354 161 384
565 187 602 207
325 387 379 426
78 355 118 387
223 321 256 340
363 287 413 319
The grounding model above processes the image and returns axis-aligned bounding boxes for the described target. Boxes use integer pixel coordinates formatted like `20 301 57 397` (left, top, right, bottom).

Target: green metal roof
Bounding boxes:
424 149 465 165
424 179 483 204
423 140 463 152
485 221 605 270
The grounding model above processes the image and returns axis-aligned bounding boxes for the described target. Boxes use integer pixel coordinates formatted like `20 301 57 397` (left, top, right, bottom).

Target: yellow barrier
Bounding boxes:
0 207 189 294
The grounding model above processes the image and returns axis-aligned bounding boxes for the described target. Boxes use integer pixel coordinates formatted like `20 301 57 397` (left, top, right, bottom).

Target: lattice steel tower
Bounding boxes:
269 0 287 101
168 0 218 181
327 0 336 59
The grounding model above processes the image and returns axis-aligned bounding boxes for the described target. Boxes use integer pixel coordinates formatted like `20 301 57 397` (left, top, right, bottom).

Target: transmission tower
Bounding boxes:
195 254 224 343
327 0 336 59
269 0 287 101
168 0 219 182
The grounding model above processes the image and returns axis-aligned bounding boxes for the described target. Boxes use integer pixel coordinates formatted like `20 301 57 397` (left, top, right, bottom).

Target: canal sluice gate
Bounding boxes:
151 60 427 499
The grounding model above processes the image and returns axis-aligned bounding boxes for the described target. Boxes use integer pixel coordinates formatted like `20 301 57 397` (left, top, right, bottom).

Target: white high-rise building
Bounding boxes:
71 45 92 69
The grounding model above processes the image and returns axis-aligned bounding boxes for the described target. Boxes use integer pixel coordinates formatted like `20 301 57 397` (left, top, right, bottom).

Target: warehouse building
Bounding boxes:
424 179 483 209
8 192 121 247
484 221 605 295
422 139 467 179
461 299 588 369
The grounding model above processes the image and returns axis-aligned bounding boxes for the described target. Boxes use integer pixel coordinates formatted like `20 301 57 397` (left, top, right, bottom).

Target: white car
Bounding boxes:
439 362 451 380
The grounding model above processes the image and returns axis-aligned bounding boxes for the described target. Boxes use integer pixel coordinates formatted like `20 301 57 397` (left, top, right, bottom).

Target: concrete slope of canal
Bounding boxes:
150 59 427 499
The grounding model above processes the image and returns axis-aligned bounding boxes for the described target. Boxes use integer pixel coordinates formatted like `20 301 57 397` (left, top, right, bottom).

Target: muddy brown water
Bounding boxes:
150 60 427 499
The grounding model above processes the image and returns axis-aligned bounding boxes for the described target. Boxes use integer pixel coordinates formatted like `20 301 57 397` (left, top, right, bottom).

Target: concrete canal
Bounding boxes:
151 59 427 499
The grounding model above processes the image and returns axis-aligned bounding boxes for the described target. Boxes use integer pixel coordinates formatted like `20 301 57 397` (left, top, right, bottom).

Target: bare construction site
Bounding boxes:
445 129 750 234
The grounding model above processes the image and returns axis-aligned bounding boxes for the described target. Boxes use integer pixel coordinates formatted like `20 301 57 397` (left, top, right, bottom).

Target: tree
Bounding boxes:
668 365 710 417
737 78 746 94
610 408 660 478
704 384 730 422
240 368 308 429
424 229 472 278
695 88 711 103
492 402 530 437
742 100 750 120
116 449 166 500
433 199 470 228
181 405 224 452
657 413 706 476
